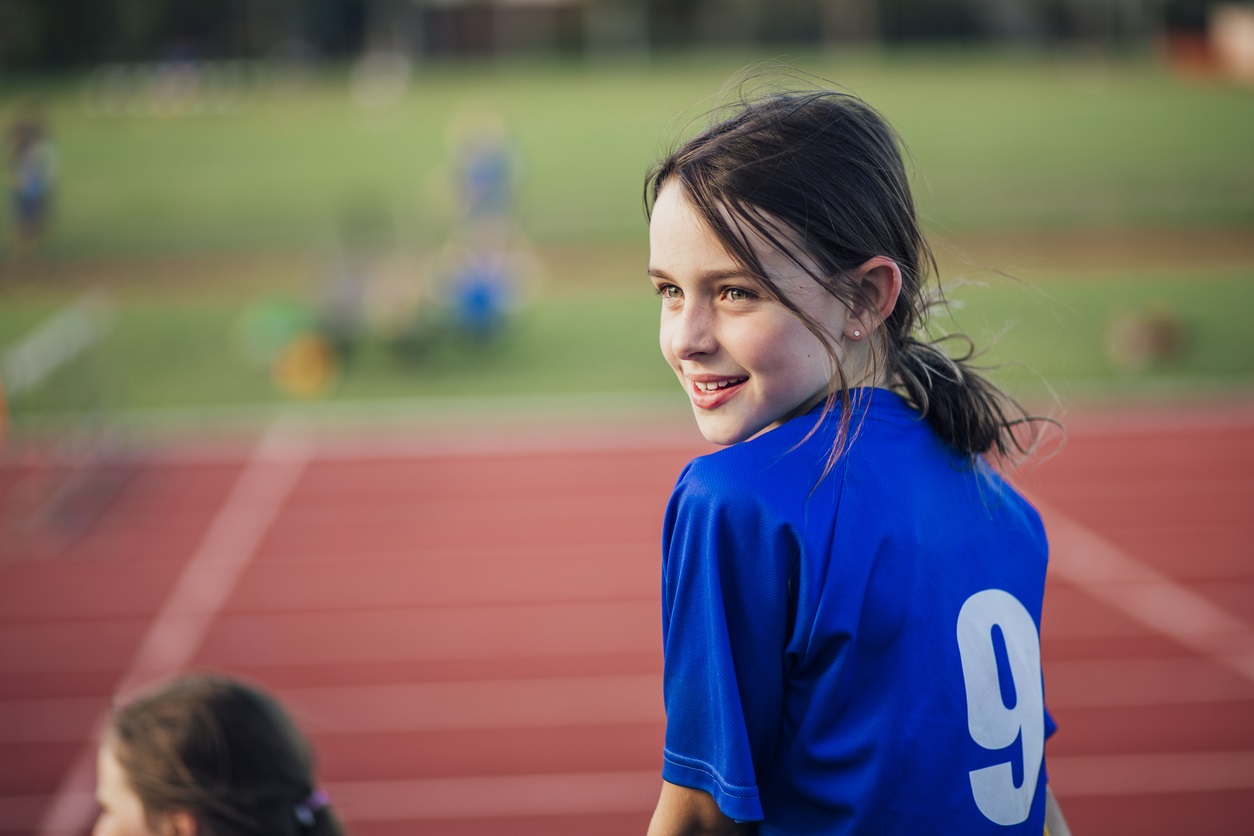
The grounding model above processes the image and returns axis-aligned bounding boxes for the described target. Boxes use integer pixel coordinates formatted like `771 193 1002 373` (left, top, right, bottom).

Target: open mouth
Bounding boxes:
688 376 748 409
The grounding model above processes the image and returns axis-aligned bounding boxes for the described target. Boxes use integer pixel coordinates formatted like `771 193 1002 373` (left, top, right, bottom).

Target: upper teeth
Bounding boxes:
695 380 740 391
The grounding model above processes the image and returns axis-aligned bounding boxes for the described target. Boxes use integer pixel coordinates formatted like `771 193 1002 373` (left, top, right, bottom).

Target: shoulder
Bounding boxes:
671 416 827 514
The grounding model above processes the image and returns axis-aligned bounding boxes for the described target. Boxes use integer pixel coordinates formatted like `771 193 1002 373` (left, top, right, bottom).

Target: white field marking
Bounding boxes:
326 770 660 822
1039 501 1254 685
36 415 311 836
1 292 113 397
1050 750 1254 797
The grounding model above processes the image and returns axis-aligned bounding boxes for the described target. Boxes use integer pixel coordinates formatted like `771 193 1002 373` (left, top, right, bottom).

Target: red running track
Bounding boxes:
1 403 1253 835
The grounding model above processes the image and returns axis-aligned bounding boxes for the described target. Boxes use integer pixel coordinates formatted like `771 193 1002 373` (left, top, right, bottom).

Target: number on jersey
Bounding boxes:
956 589 1044 826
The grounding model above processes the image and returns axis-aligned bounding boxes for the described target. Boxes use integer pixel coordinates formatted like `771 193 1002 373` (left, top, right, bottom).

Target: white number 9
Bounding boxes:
956 589 1044 826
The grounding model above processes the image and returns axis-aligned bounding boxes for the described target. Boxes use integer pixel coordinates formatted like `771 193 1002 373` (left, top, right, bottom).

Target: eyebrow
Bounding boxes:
647 267 754 282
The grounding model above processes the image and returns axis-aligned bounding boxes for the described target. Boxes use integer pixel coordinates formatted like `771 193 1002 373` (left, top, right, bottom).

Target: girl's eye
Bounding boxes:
655 284 682 300
724 287 755 302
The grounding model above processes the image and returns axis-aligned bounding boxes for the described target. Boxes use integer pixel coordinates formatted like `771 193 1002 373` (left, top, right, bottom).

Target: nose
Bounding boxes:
668 299 718 360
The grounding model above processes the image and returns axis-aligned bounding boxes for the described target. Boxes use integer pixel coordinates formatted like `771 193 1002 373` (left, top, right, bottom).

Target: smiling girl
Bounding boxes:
644 86 1069 835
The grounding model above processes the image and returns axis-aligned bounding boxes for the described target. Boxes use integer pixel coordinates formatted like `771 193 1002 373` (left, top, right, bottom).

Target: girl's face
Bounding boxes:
94 741 164 836
649 184 853 445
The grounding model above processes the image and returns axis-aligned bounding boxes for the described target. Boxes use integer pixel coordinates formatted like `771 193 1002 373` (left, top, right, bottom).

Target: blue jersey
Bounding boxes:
660 389 1054 834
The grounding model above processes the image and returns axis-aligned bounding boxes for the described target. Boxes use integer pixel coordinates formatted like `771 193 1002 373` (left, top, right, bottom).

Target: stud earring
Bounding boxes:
852 329 861 338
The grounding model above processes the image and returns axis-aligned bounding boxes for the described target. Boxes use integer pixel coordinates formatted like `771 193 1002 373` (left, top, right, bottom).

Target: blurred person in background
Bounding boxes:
446 104 520 232
7 103 55 258
430 104 537 343
94 674 344 836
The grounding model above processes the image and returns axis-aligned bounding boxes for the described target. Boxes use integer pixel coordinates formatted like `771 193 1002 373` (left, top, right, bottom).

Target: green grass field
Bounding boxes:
1 49 1251 427
14 50 1254 257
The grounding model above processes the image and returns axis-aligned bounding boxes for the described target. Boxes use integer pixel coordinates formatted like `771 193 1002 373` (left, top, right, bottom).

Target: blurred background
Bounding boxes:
0 0 1250 427
0 1 1252 834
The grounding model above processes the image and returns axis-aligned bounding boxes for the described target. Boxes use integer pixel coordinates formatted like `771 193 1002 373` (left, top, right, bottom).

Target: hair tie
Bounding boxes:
294 789 329 827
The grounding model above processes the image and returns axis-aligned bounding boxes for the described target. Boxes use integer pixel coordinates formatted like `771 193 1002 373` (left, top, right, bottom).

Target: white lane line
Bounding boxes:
117 424 311 693
327 770 660 822
36 416 311 836
1039 501 1254 685
1050 751 1254 797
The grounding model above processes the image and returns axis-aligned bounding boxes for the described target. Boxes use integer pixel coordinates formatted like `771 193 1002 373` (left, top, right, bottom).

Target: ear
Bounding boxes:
847 256 902 337
161 810 198 836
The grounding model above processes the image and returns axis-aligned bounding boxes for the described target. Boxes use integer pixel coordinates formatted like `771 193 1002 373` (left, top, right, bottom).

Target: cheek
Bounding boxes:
735 319 809 373
758 323 835 383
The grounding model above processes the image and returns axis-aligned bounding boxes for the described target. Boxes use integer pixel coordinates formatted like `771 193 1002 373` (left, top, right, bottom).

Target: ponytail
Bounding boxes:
892 335 1041 460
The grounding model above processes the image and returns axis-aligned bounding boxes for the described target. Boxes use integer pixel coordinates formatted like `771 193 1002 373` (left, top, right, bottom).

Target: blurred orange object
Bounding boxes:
271 331 340 397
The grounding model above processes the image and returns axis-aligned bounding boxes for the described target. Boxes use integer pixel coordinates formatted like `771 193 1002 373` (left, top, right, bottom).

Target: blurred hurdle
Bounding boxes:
0 291 130 558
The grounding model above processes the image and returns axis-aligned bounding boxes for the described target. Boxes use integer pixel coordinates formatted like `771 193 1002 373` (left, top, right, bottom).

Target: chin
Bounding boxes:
692 413 760 447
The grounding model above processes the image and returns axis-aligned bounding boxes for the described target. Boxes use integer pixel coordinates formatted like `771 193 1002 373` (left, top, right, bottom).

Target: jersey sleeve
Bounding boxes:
659 460 797 823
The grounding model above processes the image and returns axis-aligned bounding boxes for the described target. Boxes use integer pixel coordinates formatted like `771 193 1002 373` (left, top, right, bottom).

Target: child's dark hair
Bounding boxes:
108 674 344 836
645 83 1047 462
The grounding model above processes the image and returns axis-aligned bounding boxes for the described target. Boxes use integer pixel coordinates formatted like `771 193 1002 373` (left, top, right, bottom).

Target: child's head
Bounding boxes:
95 674 342 836
646 84 1037 458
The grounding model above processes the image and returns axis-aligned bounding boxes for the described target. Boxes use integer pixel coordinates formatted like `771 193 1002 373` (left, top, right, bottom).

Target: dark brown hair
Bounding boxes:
108 674 345 836
645 83 1049 463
